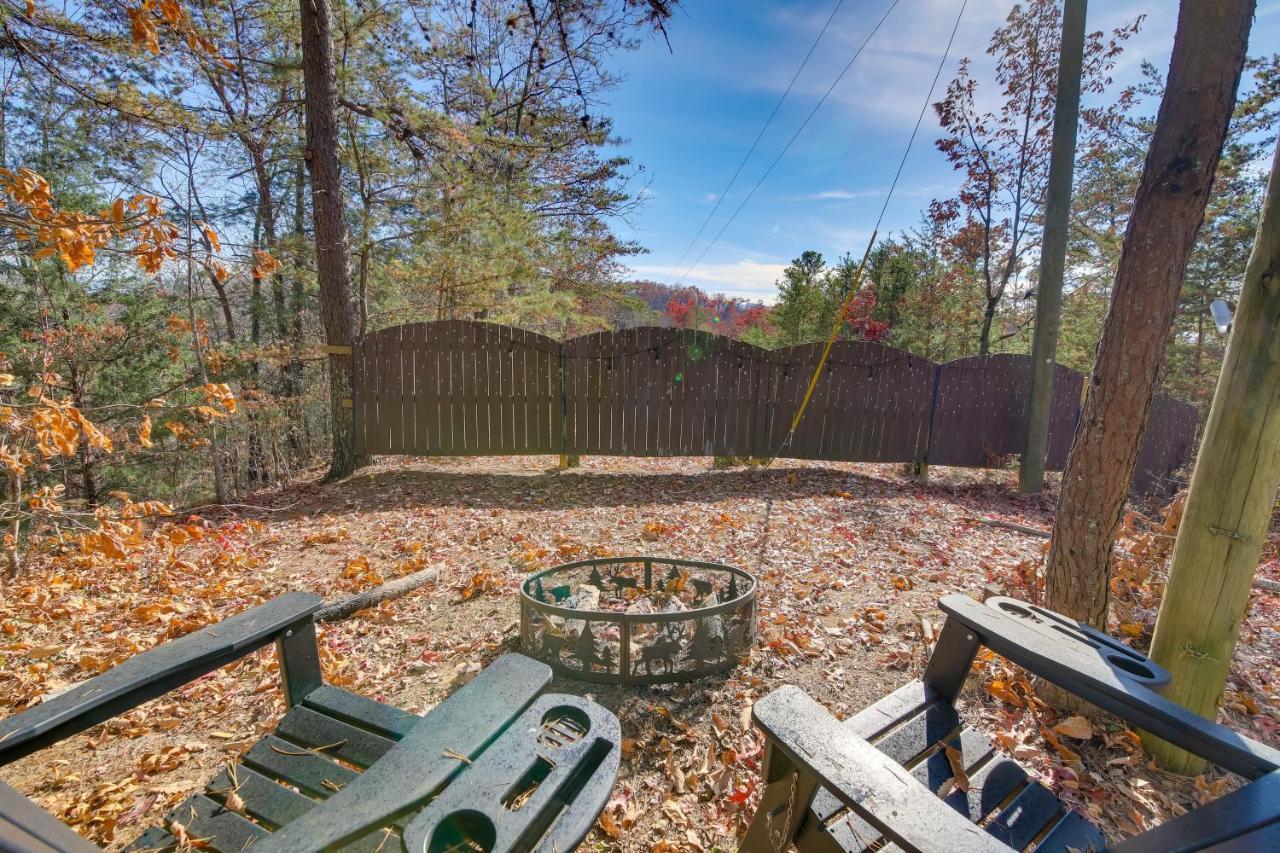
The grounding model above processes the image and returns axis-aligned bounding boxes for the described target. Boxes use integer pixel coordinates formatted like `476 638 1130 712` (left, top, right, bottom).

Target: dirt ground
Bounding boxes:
2 455 1278 850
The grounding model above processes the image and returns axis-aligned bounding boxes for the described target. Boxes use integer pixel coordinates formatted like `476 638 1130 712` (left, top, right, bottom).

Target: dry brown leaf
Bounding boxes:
598 810 622 839
224 790 246 816
1054 715 1094 740
943 744 970 793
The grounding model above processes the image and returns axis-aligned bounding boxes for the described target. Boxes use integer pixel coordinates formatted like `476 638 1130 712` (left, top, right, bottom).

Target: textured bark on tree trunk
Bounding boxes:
977 296 996 356
298 0 362 480
1044 0 1253 627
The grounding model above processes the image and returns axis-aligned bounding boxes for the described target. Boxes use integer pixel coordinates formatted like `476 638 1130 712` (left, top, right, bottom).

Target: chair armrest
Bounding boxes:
940 594 1280 779
0 592 322 766
753 686 1013 853
0 778 99 852
254 653 552 851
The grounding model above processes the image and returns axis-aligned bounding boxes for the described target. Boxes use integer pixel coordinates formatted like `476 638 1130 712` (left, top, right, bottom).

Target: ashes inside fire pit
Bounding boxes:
520 557 757 685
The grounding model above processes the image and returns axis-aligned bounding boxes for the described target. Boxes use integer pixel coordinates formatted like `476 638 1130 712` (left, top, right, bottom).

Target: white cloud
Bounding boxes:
801 182 952 202
745 0 1010 130
628 259 788 303
802 188 885 200
701 192 719 202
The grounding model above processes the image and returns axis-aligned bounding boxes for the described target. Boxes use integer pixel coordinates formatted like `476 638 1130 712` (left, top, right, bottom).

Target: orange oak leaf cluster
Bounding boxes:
0 168 181 273
126 0 228 66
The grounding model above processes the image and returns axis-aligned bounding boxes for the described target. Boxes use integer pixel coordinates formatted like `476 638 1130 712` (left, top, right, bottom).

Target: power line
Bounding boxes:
663 0 848 282
671 0 904 287
870 0 969 234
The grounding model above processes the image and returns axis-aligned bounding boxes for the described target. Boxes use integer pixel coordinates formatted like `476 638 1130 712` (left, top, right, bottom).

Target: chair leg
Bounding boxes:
276 618 324 707
741 742 819 853
922 616 981 703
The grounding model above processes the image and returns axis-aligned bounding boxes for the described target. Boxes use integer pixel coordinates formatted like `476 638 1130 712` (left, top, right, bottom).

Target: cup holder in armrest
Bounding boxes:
995 600 1034 619
1107 654 1156 681
984 595 1171 689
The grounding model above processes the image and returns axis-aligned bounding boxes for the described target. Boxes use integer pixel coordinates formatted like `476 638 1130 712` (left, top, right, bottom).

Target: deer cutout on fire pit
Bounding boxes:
689 578 714 601
607 571 640 598
537 628 569 662
632 632 680 676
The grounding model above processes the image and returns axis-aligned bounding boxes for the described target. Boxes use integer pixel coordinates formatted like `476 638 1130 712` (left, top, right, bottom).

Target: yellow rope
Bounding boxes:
755 229 877 564
779 228 879 443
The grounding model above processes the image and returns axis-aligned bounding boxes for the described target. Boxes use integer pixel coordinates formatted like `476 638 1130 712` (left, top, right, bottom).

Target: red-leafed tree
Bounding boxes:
931 0 1139 353
843 288 890 343
730 304 775 341
664 296 698 328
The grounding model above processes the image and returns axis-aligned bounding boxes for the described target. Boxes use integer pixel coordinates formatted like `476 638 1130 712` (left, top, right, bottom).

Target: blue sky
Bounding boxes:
603 0 1280 303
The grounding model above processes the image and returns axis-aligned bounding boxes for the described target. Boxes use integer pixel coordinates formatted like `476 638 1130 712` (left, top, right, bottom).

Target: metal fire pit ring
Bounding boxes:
519 556 757 686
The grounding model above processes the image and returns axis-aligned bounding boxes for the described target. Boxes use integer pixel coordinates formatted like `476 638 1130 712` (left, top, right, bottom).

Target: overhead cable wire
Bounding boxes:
663 0 849 282
671 0 904 286
870 0 969 234
753 0 971 568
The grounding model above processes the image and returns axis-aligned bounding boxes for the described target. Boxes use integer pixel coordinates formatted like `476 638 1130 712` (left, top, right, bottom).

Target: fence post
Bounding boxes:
913 364 942 481
746 356 763 459
556 342 579 469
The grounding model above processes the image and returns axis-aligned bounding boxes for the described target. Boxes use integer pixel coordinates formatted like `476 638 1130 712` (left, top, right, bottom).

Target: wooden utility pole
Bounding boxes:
1144 139 1280 773
299 0 361 480
1019 0 1087 494
1044 0 1253 627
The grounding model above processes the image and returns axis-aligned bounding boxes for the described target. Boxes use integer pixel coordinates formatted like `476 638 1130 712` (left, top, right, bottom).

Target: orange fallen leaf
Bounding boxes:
1054 715 1094 740
598 810 622 839
943 743 970 793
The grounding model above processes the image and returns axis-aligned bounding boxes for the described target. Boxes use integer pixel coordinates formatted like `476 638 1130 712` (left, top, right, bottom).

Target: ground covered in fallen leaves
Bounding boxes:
2 456 1278 850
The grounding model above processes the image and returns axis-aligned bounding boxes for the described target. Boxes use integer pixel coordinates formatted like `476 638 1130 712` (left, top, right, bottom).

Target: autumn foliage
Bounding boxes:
1 342 236 577
0 169 180 273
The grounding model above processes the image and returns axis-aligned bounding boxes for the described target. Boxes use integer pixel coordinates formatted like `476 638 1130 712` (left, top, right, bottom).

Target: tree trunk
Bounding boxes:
246 212 267 487
252 157 289 345
68 364 98 507
181 146 230 506
208 273 238 344
1044 0 1253 627
285 129 308 464
299 0 361 481
1143 138 1280 773
977 294 997 356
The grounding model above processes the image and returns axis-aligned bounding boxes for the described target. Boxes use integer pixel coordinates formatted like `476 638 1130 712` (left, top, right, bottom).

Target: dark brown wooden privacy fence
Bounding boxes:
352 321 1197 492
